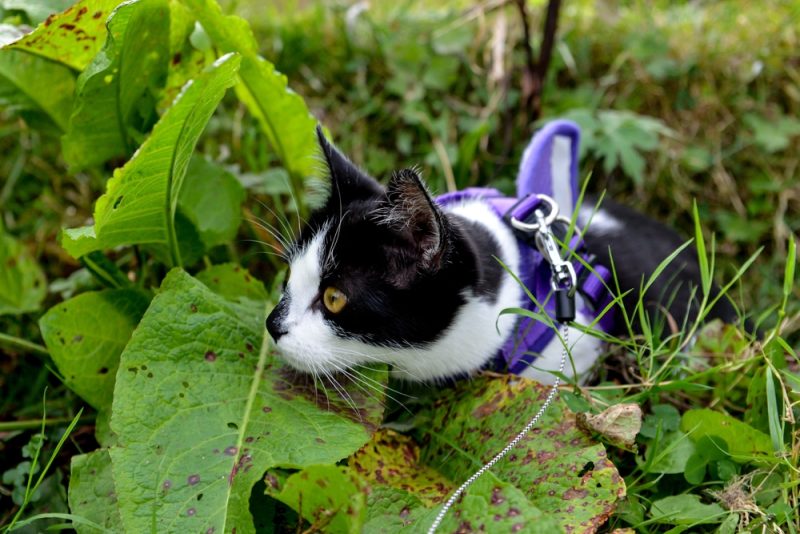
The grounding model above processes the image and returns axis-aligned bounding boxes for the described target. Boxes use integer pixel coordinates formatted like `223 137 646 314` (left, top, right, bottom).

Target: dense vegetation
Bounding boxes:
0 0 797 532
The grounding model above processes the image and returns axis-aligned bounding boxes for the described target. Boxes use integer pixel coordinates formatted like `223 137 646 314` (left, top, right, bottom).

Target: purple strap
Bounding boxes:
436 120 616 375
517 120 580 204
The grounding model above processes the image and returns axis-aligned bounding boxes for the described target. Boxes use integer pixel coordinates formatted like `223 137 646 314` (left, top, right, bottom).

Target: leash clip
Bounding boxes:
509 194 577 323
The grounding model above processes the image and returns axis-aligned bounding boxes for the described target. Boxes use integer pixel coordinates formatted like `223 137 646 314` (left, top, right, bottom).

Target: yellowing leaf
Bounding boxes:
8 0 123 71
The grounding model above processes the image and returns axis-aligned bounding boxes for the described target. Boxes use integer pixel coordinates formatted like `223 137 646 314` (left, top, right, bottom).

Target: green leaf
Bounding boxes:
644 430 696 474
413 375 624 532
62 0 171 170
178 156 245 249
0 25 75 132
592 110 672 184
362 486 429 533
7 0 122 71
0 223 46 315
681 409 774 463
68 449 122 534
39 289 150 410
196 263 268 304
268 465 367 534
650 494 726 525
61 53 241 263
744 112 800 153
108 269 385 533
640 403 681 439
683 453 707 485
183 0 318 211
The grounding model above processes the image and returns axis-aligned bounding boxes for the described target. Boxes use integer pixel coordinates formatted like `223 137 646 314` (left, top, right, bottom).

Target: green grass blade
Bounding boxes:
692 200 711 294
764 368 785 453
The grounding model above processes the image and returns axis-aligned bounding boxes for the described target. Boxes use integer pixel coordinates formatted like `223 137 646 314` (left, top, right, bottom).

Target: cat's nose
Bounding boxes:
266 306 288 342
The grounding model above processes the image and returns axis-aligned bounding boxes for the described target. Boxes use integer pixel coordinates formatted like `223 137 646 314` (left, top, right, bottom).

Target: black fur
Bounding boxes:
267 132 743 362
266 132 503 348
580 195 740 334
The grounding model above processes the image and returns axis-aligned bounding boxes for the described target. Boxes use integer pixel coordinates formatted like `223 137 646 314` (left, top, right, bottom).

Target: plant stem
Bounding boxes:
0 415 93 432
0 332 48 356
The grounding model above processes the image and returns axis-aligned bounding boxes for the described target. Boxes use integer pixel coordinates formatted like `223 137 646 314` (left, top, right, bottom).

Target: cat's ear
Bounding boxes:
386 168 447 270
317 126 383 209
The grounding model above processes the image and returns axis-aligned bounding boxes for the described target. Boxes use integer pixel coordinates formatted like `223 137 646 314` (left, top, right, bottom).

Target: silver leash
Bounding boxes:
426 328 567 533
427 196 575 533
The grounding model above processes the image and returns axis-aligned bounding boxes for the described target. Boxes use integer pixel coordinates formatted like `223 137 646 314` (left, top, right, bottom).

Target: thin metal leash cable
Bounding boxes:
426 324 569 533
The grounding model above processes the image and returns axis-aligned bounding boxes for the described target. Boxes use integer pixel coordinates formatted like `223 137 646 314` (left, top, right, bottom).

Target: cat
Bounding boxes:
265 125 741 383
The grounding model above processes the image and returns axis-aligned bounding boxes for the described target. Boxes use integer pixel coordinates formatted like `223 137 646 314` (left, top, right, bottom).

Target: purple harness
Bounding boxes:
436 120 616 374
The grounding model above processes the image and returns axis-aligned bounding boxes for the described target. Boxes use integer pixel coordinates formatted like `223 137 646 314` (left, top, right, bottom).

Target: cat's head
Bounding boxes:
265 128 485 381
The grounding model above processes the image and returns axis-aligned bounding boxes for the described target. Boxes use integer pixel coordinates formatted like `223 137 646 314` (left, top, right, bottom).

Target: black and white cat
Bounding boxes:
265 127 739 383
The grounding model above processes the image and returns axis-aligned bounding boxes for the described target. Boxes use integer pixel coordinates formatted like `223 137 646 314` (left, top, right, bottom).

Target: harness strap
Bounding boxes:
435 120 616 375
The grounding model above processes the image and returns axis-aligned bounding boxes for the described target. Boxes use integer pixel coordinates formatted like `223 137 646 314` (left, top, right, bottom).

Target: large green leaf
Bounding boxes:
183 0 318 200
0 223 46 315
109 269 386 533
0 25 75 132
277 377 626 533
39 289 150 410
7 0 122 71
178 156 245 249
415 375 625 533
62 0 171 170
61 53 241 263
69 449 123 534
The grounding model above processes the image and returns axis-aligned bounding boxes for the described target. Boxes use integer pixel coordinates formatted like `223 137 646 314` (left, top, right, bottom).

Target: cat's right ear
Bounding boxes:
317 126 383 210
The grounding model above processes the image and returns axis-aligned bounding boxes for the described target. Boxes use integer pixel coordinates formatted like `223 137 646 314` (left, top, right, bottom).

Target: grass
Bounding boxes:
0 0 798 531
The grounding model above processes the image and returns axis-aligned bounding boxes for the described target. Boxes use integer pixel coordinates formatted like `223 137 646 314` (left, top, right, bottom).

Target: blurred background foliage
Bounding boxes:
231 0 800 331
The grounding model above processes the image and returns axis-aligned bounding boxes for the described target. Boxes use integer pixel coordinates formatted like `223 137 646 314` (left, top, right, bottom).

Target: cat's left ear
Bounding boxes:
386 169 447 271
317 126 383 210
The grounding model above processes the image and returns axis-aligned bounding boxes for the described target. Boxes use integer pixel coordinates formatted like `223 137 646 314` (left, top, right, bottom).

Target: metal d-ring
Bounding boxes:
509 194 559 233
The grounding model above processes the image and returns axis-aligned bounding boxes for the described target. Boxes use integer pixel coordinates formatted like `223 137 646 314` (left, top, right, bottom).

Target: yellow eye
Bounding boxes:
323 287 347 314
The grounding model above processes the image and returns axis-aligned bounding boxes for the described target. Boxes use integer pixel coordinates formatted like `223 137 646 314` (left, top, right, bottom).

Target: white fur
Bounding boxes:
518 296 602 383
275 199 603 383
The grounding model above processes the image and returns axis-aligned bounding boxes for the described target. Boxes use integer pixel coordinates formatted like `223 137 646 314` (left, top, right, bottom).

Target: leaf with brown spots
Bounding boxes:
0 24 76 133
69 449 123 534
7 0 123 71
39 288 150 410
349 429 561 533
108 269 387 533
411 375 626 533
267 465 367 534
350 430 454 506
